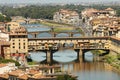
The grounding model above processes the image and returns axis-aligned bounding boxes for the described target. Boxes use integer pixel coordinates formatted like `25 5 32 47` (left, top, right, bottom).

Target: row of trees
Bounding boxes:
0 4 120 20
0 57 20 66
0 14 11 22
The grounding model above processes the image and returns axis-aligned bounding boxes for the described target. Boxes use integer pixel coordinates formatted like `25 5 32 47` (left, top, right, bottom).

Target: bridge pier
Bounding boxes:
46 50 53 64
31 33 37 38
53 32 56 37
69 33 73 37
46 50 58 64
79 49 83 62
74 49 83 62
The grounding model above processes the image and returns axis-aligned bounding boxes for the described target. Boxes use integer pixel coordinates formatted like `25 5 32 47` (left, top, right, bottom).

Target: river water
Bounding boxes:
29 49 120 80
23 24 120 80
22 24 81 38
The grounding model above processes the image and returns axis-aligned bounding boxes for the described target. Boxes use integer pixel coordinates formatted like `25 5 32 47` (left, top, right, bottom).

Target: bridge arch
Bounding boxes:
82 49 110 62
56 33 69 37
28 34 34 38
37 32 52 38
73 33 81 37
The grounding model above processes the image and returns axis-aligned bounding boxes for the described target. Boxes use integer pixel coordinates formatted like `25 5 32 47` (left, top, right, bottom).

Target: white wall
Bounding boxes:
0 32 9 41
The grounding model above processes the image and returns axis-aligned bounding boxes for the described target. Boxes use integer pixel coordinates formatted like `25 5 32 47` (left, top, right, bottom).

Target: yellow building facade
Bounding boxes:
9 27 28 61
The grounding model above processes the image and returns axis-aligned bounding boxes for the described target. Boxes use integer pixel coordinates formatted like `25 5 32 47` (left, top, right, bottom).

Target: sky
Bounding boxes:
0 0 119 4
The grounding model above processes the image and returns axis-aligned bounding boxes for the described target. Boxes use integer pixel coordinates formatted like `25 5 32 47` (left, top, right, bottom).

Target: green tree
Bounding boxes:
7 26 10 32
0 59 20 66
57 75 77 80
0 14 11 22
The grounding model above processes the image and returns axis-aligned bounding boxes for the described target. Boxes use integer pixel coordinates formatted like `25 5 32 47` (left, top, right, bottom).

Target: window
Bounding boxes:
24 46 25 49
13 43 15 45
19 46 21 49
19 43 20 45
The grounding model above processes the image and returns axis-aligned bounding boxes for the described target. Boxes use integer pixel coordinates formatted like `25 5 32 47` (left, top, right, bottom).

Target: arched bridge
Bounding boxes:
28 36 110 51
28 31 82 38
28 36 120 63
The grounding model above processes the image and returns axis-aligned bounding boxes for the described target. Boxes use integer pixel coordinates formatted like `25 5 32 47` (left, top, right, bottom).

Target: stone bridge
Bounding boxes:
28 36 120 63
28 37 110 51
28 31 81 38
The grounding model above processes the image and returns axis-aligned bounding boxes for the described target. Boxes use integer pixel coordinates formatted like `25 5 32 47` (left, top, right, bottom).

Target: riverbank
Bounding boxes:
104 62 120 74
39 20 84 35
104 52 120 74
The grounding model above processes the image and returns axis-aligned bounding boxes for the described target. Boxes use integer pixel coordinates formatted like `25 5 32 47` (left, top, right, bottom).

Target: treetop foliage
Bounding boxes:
0 4 120 20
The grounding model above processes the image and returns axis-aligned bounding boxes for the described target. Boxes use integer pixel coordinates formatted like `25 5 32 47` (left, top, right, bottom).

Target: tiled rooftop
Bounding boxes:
0 73 9 79
0 64 6 68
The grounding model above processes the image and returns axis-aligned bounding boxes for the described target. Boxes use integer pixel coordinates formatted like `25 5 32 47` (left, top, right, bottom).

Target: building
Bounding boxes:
91 17 120 37
116 27 120 38
0 65 61 80
0 41 10 59
105 8 116 16
0 31 9 41
81 8 116 24
0 24 11 59
81 8 120 37
11 16 26 24
53 9 80 26
6 22 20 31
9 27 28 62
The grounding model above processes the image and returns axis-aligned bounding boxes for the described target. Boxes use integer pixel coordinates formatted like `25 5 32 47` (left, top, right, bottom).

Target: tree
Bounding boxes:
57 75 77 80
0 14 11 22
7 26 10 32
0 59 20 66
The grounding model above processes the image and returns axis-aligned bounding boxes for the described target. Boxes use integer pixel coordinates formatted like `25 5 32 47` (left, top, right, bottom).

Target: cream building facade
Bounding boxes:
53 9 80 26
6 22 20 31
9 27 28 61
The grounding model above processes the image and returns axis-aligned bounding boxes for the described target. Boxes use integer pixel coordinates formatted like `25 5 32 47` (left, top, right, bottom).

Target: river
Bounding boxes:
21 24 81 38
23 24 120 80
29 49 120 80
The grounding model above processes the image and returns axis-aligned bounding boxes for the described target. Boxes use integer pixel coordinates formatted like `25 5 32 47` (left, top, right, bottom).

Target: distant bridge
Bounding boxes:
28 31 82 38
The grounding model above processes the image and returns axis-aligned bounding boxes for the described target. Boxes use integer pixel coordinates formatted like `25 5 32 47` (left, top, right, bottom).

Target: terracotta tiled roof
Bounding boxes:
18 74 28 80
0 74 9 79
9 69 24 76
27 69 39 75
0 64 6 68
105 8 114 11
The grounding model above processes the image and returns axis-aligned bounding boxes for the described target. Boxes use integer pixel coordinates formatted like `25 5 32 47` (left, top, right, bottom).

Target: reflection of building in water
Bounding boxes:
61 62 105 73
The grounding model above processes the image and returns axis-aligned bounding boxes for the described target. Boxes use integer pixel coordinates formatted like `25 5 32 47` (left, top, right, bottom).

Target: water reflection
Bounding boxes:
22 24 82 38
27 27 51 32
30 49 120 80
29 52 46 62
56 33 69 37
61 62 120 80
53 49 77 63
28 34 34 38
22 24 51 32
73 33 81 37
84 51 94 62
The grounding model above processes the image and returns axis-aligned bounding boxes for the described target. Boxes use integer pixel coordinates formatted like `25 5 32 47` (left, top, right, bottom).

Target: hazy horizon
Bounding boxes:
0 0 119 4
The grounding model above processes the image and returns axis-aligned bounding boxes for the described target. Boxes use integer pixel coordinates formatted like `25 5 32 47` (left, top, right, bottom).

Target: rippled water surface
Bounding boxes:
30 49 120 80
